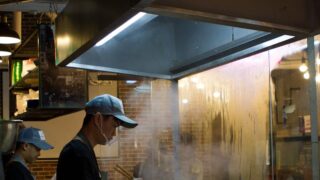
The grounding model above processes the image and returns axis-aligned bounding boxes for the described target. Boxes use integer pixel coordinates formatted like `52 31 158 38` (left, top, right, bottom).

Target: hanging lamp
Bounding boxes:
0 16 21 44
0 44 12 56
299 56 308 72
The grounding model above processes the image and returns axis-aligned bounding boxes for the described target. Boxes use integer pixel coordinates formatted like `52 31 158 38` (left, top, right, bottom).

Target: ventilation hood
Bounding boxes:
55 0 320 79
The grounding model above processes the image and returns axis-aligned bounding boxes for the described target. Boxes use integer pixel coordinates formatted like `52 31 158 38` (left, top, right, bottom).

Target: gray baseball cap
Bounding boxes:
85 94 138 128
18 127 53 150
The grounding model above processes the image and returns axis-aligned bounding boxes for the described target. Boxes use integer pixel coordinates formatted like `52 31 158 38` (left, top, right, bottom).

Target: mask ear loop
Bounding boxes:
96 113 118 146
107 135 118 146
106 117 119 146
96 112 108 143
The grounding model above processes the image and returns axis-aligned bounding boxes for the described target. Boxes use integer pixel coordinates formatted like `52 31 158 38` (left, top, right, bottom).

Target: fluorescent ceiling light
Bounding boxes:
126 80 137 84
262 35 294 47
95 12 146 47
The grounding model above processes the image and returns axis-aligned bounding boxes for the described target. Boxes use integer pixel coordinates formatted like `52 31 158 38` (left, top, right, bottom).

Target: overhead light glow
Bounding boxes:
178 83 185 88
95 12 146 47
0 37 20 44
196 83 204 89
299 63 308 72
213 91 221 98
316 74 320 82
0 50 11 56
57 35 71 47
262 35 294 47
182 99 189 104
303 72 310 79
191 77 199 83
126 80 137 84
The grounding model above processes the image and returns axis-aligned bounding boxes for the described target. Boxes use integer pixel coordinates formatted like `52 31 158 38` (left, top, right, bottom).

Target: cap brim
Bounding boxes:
32 140 54 150
114 114 138 128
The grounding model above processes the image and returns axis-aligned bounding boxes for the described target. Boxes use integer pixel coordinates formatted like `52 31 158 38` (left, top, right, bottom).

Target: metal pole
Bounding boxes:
0 154 4 180
2 71 9 120
13 11 22 49
170 80 180 180
307 37 319 180
268 50 275 180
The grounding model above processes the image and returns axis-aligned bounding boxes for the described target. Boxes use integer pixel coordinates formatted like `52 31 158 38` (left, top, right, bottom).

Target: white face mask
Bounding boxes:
106 136 118 146
97 115 118 146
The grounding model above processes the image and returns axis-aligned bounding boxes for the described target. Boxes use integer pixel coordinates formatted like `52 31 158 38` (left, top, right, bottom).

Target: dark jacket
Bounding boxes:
5 161 34 180
56 134 101 180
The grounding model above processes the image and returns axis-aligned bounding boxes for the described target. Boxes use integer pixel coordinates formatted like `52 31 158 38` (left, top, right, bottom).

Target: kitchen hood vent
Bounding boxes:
54 0 312 79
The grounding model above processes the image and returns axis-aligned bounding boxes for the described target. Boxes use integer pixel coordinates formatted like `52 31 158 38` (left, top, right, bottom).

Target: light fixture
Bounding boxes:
303 71 310 79
182 99 189 104
317 47 320 65
0 16 21 44
213 91 221 98
262 35 294 47
126 80 137 84
0 45 11 56
95 12 146 47
299 56 308 72
316 56 320 65
316 74 320 82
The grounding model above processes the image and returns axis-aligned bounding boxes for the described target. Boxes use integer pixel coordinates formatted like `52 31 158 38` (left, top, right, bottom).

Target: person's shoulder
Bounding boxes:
6 161 25 170
5 161 31 179
60 139 90 158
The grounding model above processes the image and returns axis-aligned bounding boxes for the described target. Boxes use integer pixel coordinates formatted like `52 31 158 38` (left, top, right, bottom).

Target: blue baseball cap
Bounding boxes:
85 94 138 128
18 127 53 150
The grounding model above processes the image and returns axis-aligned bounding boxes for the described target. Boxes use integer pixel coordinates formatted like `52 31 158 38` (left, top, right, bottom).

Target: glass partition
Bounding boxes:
269 39 313 179
178 52 270 179
176 37 319 179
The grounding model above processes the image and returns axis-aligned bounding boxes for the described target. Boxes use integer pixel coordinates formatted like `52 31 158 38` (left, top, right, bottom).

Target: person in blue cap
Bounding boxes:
5 127 54 180
56 94 138 180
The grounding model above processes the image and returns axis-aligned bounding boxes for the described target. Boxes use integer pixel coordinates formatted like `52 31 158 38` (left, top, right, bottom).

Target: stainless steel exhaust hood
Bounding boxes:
55 0 318 79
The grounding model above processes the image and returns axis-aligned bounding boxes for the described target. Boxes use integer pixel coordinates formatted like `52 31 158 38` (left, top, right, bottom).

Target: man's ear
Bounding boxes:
22 143 29 151
93 112 102 126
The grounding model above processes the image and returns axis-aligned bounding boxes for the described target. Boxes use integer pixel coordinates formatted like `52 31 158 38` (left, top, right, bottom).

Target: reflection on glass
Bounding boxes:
271 41 314 179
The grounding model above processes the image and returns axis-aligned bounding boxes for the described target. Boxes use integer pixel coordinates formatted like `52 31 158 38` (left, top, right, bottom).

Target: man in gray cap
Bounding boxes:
56 94 138 180
5 127 54 180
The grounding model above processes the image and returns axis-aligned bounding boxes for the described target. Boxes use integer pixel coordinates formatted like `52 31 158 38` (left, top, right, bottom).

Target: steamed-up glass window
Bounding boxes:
178 51 271 179
177 37 319 179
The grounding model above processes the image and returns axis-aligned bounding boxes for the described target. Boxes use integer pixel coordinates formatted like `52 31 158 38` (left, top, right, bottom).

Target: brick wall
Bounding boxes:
100 80 153 179
29 160 57 180
5 12 51 57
